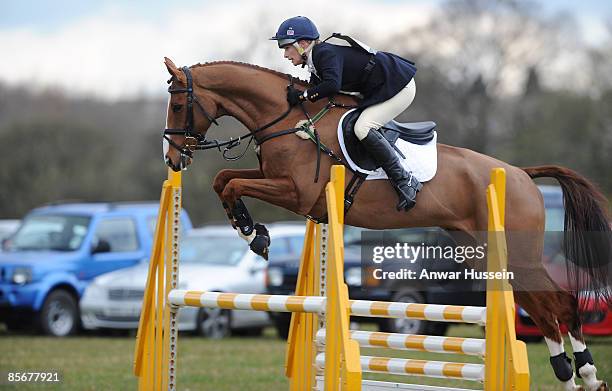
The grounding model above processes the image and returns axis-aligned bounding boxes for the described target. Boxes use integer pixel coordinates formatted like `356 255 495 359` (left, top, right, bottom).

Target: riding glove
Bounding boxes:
287 85 306 106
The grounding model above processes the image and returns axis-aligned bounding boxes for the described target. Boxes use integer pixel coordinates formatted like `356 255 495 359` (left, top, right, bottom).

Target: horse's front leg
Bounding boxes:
221 177 300 260
212 168 264 229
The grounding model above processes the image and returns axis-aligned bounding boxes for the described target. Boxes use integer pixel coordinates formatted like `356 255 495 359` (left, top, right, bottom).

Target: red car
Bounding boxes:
516 296 612 342
515 186 612 341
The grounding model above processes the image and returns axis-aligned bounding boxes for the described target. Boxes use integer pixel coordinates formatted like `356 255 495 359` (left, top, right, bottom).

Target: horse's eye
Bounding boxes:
172 104 183 112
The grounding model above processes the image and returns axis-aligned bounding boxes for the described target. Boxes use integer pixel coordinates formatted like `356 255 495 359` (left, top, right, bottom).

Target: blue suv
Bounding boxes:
0 202 192 336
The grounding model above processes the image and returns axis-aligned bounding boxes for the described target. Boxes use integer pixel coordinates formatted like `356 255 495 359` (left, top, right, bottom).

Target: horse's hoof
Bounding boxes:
594 382 609 391
249 223 270 260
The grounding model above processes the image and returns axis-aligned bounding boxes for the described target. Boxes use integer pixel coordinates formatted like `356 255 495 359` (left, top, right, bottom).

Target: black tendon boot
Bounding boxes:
360 129 422 211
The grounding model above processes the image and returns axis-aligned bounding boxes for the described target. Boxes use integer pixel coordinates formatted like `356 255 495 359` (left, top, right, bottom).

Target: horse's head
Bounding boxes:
163 57 219 171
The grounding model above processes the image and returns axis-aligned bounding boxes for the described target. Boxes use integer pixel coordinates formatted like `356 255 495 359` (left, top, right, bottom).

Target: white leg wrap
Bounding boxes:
569 334 602 391
238 230 256 244
545 337 581 390
545 337 566 356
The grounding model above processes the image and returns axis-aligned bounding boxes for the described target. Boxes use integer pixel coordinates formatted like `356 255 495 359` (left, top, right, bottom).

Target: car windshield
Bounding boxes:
181 235 247 265
6 214 91 251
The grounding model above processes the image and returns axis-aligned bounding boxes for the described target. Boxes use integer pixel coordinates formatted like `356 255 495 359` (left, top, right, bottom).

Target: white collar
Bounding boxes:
305 44 317 77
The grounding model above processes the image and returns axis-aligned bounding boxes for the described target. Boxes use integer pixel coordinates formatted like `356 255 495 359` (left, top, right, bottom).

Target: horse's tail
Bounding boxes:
523 165 612 308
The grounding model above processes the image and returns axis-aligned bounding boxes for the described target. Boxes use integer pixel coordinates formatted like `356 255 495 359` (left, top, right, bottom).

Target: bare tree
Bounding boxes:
387 0 578 152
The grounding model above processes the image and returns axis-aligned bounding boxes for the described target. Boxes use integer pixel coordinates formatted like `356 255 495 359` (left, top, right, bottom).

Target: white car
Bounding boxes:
80 222 306 337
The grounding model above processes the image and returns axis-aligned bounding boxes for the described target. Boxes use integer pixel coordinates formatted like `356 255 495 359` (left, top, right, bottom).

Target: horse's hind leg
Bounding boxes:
515 277 608 391
505 216 607 388
542 289 608 391
514 288 579 390
559 294 608 391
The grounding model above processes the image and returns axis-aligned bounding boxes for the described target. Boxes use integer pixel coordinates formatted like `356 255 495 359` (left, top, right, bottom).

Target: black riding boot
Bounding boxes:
360 129 422 211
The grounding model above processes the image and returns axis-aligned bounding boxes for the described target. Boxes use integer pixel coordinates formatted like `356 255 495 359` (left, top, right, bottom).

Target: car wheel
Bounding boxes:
39 290 79 337
196 307 231 339
380 290 430 335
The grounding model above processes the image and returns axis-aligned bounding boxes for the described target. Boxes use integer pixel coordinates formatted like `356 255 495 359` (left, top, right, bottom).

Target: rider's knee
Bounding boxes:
354 122 374 140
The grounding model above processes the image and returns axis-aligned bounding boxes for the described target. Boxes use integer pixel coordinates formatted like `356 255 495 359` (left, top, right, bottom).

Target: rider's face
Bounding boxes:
283 44 304 66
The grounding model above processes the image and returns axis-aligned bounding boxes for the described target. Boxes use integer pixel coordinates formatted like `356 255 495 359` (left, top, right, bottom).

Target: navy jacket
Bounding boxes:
306 42 417 108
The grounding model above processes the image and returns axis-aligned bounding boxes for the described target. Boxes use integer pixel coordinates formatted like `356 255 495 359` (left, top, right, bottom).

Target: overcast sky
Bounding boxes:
1 0 610 100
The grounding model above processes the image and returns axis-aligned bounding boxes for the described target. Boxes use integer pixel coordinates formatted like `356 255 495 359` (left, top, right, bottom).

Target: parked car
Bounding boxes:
267 225 464 338
80 222 306 338
0 202 192 336
515 185 612 341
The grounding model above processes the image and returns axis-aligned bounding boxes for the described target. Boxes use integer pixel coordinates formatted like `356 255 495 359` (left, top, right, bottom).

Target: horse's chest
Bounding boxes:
259 143 298 178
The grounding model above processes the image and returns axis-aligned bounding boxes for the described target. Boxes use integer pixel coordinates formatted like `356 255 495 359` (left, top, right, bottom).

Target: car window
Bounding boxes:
94 218 139 252
7 215 90 251
268 237 291 259
147 215 188 237
288 235 305 256
181 236 246 265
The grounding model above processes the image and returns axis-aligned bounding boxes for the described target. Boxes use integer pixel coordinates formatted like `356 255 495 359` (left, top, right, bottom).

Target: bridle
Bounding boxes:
163 66 219 169
163 66 296 170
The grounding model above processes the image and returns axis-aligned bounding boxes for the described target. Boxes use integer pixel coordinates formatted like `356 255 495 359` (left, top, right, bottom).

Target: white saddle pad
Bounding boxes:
337 109 438 182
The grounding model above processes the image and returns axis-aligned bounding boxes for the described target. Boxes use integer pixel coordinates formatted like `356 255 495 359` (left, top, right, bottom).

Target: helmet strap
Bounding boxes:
295 41 316 68
293 42 305 55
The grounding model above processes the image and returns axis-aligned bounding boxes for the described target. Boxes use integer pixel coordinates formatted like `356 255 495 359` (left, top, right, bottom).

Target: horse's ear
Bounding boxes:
164 57 185 84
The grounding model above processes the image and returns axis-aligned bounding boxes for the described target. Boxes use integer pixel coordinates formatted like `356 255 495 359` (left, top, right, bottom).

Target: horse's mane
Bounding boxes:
190 61 309 86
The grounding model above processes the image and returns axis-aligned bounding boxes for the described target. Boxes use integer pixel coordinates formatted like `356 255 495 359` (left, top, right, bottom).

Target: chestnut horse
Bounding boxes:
162 58 610 390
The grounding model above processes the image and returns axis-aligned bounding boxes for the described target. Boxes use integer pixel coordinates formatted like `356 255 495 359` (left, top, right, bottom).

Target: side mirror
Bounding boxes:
92 239 111 254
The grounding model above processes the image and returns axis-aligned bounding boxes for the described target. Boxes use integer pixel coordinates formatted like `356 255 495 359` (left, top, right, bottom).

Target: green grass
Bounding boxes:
0 325 610 390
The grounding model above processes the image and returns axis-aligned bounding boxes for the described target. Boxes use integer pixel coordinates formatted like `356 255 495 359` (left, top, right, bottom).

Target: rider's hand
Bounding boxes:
287 85 306 106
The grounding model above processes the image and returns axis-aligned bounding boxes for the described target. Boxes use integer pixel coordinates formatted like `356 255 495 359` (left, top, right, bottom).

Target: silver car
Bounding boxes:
80 223 306 337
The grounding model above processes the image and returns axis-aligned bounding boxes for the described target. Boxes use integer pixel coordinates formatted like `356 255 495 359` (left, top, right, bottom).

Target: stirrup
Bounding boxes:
394 173 422 211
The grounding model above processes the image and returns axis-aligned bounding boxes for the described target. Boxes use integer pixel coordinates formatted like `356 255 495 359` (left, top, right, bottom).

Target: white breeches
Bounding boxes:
354 78 416 140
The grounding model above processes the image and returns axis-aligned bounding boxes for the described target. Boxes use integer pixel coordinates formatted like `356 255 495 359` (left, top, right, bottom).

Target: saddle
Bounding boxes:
341 110 436 171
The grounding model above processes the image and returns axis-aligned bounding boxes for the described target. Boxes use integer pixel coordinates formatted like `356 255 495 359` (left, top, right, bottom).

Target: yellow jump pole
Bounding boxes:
134 169 182 390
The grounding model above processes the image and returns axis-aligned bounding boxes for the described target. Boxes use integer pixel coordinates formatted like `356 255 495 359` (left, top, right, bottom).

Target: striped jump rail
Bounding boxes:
315 354 485 382
316 329 486 357
167 290 487 324
316 378 482 391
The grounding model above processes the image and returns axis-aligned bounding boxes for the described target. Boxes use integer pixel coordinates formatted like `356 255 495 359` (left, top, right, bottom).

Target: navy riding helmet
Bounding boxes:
270 16 319 48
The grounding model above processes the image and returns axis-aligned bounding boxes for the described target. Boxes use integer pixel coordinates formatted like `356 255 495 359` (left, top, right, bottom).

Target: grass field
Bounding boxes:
0 325 610 390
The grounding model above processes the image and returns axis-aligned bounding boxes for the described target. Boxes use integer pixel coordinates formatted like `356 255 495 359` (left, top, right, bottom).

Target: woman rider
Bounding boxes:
270 16 421 211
